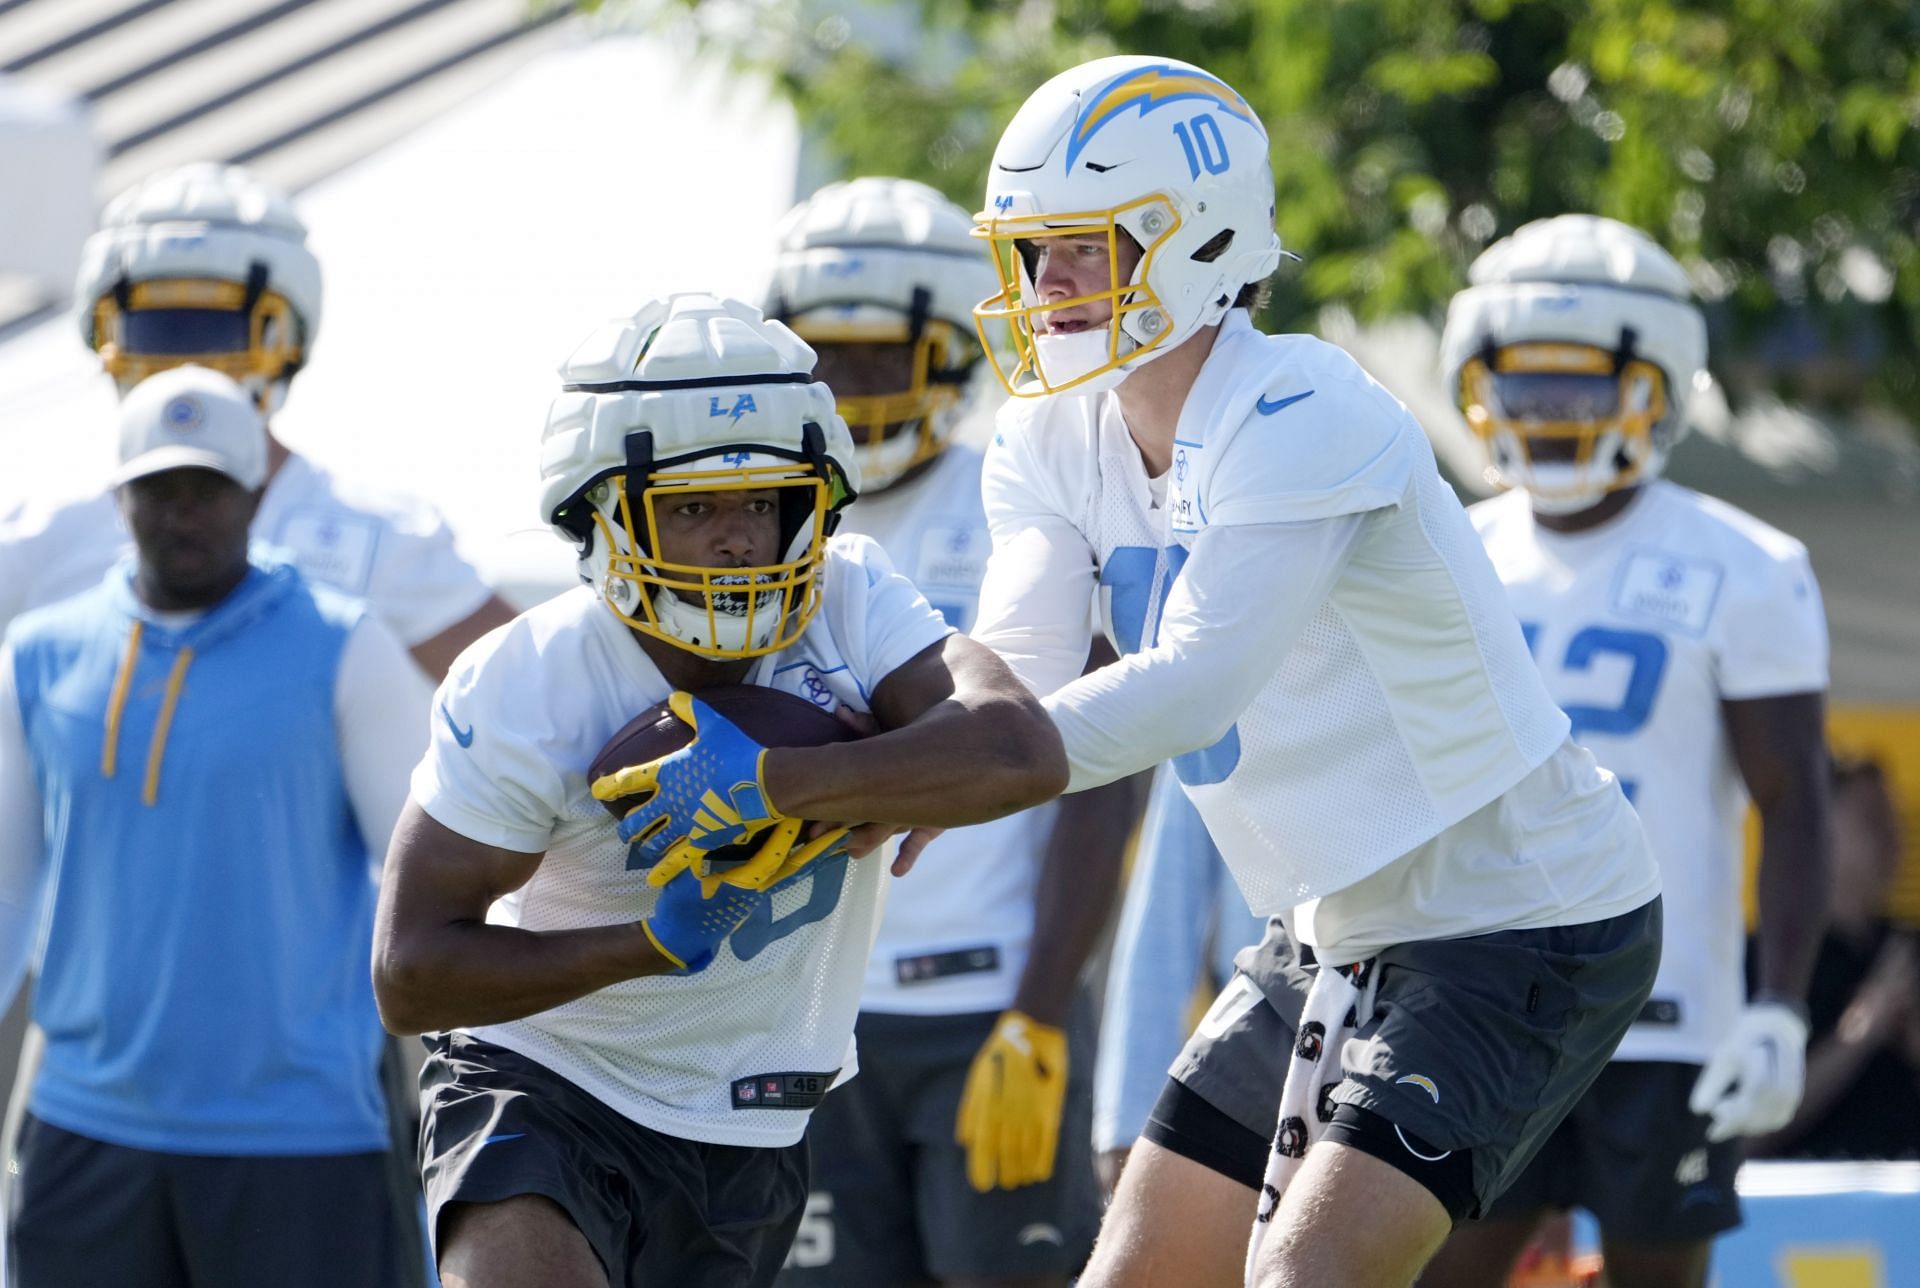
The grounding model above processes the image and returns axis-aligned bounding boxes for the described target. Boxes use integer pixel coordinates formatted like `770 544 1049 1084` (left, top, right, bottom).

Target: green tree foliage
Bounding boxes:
606 0 1920 407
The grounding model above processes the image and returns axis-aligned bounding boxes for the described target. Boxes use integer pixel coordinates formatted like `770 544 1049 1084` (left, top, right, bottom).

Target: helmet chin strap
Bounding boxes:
1525 482 1611 516
1028 328 1137 395
648 575 784 655
1517 461 1615 516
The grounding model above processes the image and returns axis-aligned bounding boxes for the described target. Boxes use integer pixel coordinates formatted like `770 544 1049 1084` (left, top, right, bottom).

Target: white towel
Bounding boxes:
1243 957 1376 1285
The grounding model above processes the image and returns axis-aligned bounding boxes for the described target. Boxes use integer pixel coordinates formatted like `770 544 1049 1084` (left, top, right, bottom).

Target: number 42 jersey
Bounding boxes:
1472 481 1829 1064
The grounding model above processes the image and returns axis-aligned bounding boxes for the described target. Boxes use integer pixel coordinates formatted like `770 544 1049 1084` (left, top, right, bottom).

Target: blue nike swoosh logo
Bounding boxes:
439 702 474 748
1255 389 1315 415
482 1132 524 1146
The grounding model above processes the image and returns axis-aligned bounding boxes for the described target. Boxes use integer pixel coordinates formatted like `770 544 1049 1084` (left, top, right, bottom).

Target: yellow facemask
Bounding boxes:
582 461 848 660
788 320 969 490
1458 341 1669 506
90 277 304 406
971 195 1181 397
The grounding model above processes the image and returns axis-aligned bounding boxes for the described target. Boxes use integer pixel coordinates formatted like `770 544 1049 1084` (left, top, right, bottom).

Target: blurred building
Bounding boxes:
0 4 802 606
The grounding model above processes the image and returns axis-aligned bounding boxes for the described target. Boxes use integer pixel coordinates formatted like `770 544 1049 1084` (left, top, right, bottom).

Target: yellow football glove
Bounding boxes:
954 1009 1069 1192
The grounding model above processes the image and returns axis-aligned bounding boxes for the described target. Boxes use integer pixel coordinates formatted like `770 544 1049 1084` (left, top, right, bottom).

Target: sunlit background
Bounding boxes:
2 2 1918 1281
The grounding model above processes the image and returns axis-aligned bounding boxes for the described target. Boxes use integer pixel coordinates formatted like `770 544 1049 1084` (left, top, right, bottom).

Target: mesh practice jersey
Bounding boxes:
1474 481 1828 1062
836 444 1059 1015
412 535 953 1146
973 312 1658 949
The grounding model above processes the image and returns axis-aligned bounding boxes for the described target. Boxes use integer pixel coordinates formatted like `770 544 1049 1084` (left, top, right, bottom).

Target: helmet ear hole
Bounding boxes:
1191 230 1234 263
553 502 595 550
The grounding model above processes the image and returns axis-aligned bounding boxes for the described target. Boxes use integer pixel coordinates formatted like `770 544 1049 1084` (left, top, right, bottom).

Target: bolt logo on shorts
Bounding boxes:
1396 1073 1441 1103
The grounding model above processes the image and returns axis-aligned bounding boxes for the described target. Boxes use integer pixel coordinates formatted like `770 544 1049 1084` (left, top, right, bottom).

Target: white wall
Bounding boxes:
0 31 801 606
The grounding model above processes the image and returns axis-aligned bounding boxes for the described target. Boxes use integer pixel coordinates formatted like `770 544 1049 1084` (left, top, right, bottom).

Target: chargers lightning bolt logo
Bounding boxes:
708 393 757 424
1065 65 1257 174
1396 1073 1440 1102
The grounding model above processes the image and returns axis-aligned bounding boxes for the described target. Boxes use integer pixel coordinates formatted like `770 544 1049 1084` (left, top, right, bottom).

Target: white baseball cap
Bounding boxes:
113 365 268 491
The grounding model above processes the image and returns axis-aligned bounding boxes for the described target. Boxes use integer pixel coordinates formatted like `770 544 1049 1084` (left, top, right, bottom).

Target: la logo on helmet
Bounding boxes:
708 393 757 423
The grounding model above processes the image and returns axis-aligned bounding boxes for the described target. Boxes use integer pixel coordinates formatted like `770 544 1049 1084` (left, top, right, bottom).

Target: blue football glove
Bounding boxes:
590 691 789 883
641 867 767 974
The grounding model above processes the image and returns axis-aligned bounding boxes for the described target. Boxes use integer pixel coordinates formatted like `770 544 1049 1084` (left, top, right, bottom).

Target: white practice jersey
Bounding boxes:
1474 482 1828 1062
837 445 1058 1015
412 535 953 1147
0 452 491 647
975 312 1659 957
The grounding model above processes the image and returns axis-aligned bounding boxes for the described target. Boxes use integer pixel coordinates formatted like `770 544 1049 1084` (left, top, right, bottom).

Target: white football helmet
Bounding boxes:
765 177 998 491
75 162 322 416
1440 214 1708 513
974 55 1285 396
539 294 860 660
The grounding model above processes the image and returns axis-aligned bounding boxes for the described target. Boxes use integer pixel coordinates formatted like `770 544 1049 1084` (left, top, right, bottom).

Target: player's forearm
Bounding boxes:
373 918 673 1035
1727 691 1831 1004
408 594 517 680
1014 765 1150 1025
1752 779 1832 1004
764 692 1068 828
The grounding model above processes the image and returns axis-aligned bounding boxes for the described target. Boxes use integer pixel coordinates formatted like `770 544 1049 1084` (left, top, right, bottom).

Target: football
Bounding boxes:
589 686 861 870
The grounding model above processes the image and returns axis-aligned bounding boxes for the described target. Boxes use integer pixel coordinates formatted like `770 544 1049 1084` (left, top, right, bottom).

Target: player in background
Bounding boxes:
1091 773 1265 1198
0 161 514 672
1417 215 1831 1288
0 368 426 1286
764 177 1147 1287
372 294 1065 1288
0 162 515 1280
605 57 1662 1287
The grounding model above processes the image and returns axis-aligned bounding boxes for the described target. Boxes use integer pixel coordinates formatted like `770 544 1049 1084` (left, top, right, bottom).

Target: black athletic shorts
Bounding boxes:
1148 902 1661 1221
8 1114 412 1288
1488 1060 1743 1241
775 1006 1098 1285
420 1032 808 1288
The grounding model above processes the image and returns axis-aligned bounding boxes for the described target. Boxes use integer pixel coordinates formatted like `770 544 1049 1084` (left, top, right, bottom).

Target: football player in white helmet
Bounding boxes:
765 178 1147 1288
1 161 515 676
373 294 1066 1288
76 161 322 418
600 58 1660 1288
1418 215 1831 1288
765 176 993 491
970 61 1284 399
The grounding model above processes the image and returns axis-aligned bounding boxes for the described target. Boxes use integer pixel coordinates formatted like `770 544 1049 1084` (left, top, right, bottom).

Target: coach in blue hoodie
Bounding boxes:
0 366 427 1287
